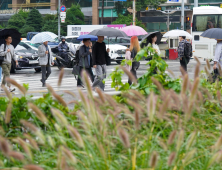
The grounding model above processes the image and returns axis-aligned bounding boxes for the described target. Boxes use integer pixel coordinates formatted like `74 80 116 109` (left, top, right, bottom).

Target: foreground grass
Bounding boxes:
1 61 222 170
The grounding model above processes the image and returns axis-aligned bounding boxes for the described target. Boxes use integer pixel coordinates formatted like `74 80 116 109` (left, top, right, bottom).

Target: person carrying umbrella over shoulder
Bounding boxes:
0 35 18 92
213 39 222 73
77 38 94 88
38 41 54 87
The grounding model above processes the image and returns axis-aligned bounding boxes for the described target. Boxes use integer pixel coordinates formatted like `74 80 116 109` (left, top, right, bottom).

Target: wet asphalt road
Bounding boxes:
0 58 208 109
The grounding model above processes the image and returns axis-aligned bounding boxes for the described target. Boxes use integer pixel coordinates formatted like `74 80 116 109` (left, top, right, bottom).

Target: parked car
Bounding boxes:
109 37 131 47
11 42 42 73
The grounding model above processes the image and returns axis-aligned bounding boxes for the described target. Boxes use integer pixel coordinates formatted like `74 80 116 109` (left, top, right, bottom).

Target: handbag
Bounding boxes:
72 65 80 76
0 44 6 65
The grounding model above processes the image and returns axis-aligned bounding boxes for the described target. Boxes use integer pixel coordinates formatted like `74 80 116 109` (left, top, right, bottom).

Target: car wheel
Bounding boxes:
35 68 41 72
116 61 121 64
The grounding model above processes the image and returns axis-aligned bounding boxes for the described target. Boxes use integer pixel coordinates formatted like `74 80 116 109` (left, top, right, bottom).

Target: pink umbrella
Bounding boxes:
121 25 147 36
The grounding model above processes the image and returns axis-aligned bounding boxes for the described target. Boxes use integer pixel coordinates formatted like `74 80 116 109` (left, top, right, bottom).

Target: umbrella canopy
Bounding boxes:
77 34 98 41
200 28 222 40
140 31 163 48
121 25 147 36
163 29 192 39
31 32 58 44
88 27 128 37
0 29 21 48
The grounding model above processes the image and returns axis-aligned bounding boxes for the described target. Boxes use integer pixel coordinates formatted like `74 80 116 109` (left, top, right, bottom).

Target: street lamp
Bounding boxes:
160 10 176 31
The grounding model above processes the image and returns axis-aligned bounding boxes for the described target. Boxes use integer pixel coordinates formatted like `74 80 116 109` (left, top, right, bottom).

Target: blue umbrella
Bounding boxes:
77 35 98 41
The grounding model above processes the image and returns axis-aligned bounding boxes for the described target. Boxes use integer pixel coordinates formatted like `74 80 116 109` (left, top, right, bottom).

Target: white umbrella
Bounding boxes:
163 29 192 39
31 32 58 44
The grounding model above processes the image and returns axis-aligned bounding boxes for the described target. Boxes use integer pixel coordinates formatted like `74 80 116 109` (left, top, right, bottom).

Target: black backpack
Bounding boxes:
75 49 79 64
184 42 192 59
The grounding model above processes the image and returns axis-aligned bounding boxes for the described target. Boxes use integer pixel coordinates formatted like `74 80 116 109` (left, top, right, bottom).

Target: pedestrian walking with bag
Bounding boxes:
178 36 192 72
0 35 18 92
38 41 54 87
128 36 140 85
77 38 94 88
92 36 107 91
213 40 222 75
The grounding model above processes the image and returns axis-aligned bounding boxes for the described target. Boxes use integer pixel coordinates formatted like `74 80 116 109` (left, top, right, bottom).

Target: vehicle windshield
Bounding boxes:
192 14 222 31
26 42 41 48
16 42 37 53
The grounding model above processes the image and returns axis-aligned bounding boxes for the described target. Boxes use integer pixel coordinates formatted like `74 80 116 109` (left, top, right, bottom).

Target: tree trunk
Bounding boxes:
101 0 104 24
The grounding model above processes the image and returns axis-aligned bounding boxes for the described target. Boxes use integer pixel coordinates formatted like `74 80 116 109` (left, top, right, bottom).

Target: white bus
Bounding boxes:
191 6 222 60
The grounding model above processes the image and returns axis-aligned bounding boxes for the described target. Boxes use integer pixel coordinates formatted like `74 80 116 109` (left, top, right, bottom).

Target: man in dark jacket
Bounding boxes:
77 38 94 87
92 36 107 91
58 37 69 64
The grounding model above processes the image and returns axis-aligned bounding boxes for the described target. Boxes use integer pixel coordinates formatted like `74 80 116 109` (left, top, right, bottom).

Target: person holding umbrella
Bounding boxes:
38 41 54 87
213 39 222 72
128 36 140 85
92 36 107 91
0 35 18 92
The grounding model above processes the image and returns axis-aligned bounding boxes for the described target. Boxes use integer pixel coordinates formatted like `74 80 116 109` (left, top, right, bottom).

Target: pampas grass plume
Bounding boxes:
176 130 185 151
8 151 24 161
194 63 200 79
28 103 48 124
20 120 38 132
120 66 137 84
51 108 68 127
62 146 77 163
206 59 211 70
2 85 12 101
5 102 12 124
118 128 130 148
181 74 188 95
168 152 176 166
215 135 222 151
150 151 158 168
168 130 177 145
58 68 64 87
0 137 10 155
67 125 84 148
24 164 44 170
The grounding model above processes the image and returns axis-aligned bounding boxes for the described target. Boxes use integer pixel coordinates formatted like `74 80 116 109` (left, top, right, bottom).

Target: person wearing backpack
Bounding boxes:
0 35 18 92
77 38 94 88
178 36 192 72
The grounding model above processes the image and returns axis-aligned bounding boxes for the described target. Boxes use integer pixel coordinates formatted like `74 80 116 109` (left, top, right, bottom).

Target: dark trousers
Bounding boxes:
41 65 51 84
128 68 137 85
77 67 94 86
61 53 69 63
180 57 188 72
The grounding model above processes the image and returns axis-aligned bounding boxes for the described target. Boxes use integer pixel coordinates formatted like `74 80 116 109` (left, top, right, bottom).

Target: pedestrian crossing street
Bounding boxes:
0 67 129 97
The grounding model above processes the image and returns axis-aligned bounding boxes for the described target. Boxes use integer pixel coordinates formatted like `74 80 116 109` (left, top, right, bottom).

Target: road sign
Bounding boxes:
60 12 66 18
61 18 65 23
60 5 66 12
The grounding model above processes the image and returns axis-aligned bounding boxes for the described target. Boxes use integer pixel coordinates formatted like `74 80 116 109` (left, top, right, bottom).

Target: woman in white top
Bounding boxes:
148 33 161 56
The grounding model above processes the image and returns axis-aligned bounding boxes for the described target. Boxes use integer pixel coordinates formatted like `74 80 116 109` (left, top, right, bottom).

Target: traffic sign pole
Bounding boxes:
58 0 60 40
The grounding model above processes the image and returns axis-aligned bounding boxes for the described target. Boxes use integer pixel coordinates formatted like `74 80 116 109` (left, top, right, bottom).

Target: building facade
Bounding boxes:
0 0 221 32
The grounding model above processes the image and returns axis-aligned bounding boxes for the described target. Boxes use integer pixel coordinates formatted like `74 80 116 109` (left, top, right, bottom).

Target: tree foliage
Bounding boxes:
112 14 147 31
18 9 29 20
7 13 26 31
42 14 58 34
25 8 43 32
20 25 35 37
61 4 85 35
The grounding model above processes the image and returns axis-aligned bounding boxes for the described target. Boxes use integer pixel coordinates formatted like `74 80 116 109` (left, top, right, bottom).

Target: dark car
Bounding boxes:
11 42 41 73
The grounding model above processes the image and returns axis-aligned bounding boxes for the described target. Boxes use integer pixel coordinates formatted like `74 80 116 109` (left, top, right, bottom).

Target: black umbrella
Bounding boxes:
88 27 128 37
0 29 21 48
200 28 222 40
140 31 163 48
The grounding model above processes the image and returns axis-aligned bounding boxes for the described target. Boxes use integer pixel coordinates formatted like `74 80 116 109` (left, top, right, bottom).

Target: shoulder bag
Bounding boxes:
0 44 6 65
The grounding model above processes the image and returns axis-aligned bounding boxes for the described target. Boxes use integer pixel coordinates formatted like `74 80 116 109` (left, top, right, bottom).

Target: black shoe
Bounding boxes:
77 84 85 88
42 83 46 87
40 79 43 83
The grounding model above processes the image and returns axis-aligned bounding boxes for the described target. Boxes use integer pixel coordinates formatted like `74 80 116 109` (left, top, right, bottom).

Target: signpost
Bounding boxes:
60 11 66 23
